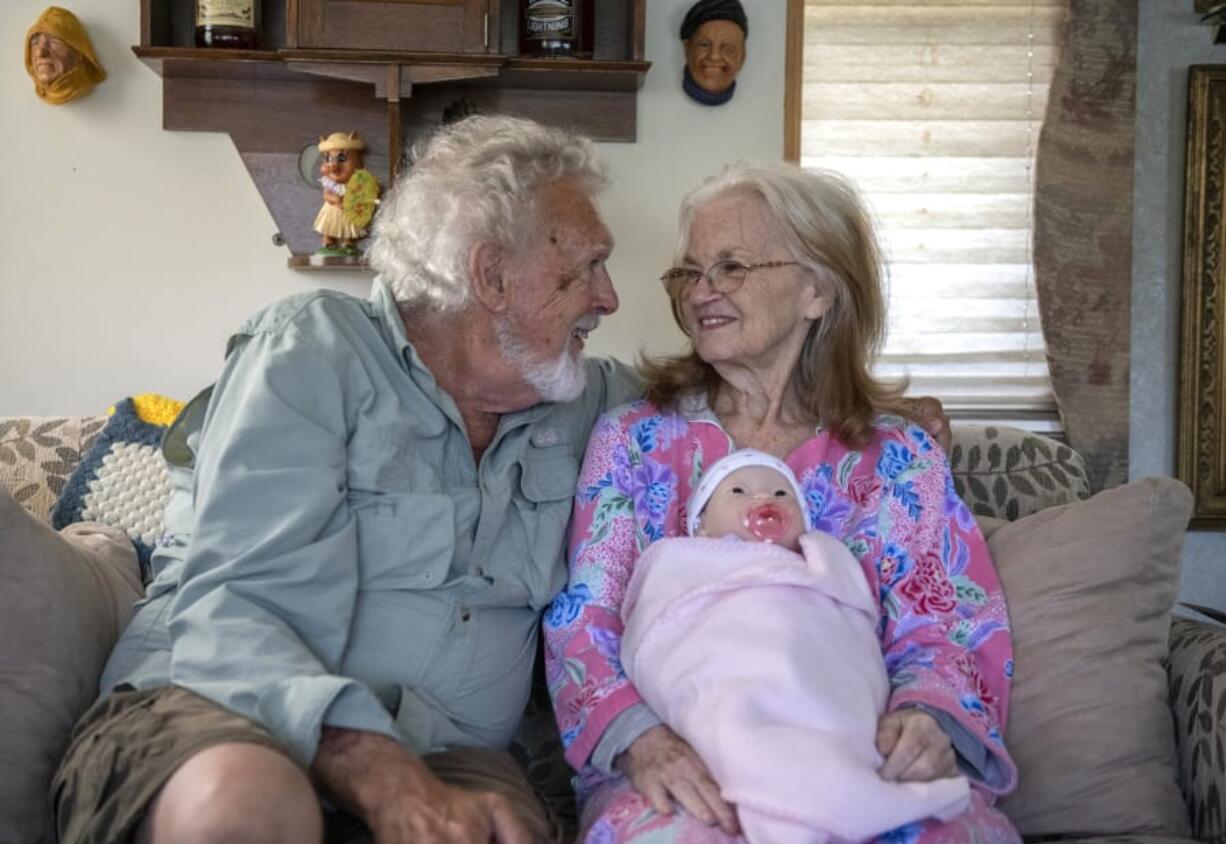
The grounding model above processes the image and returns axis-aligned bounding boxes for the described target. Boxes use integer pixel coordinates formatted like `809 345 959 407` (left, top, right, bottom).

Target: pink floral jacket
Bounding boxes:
543 399 1018 795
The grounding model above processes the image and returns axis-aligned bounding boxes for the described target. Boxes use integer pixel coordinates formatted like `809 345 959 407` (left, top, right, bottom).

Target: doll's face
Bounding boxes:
29 32 82 85
320 148 363 183
684 19 746 95
696 464 805 550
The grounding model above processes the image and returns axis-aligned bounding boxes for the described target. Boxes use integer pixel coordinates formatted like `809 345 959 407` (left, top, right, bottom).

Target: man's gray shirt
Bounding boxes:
100 278 642 766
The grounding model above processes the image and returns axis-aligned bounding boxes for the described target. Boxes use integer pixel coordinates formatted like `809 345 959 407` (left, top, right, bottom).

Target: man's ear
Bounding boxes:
468 241 510 313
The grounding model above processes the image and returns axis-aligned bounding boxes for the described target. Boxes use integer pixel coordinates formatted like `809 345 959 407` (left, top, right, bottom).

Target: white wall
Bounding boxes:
0 0 786 415
1131 4 1226 608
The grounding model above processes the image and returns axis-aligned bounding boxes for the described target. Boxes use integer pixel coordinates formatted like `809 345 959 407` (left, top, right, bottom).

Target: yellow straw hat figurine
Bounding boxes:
314 132 381 256
24 6 106 105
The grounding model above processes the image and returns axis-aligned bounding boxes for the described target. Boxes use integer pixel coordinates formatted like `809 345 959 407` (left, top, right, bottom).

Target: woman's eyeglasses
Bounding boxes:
659 259 802 298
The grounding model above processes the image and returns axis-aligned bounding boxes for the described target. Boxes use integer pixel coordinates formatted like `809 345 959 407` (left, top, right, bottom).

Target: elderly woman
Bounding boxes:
544 164 1018 843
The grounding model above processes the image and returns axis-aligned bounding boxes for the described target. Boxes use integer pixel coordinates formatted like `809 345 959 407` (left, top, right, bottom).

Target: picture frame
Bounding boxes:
1179 65 1226 529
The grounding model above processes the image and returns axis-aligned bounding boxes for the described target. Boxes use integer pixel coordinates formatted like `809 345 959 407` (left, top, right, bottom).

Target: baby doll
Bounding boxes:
620 450 970 844
687 448 809 550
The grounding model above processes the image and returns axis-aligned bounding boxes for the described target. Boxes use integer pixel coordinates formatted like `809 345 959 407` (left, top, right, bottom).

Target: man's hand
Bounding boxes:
312 727 531 844
876 709 957 783
364 778 530 844
617 725 739 835
906 396 952 454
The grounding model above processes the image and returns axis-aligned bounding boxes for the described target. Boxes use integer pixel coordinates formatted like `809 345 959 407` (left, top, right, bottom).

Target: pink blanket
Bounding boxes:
621 533 971 843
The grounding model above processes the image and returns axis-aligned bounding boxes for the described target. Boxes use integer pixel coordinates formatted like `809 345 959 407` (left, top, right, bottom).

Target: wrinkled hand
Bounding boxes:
876 709 957 783
617 725 739 835
907 396 952 454
312 727 531 844
366 779 531 844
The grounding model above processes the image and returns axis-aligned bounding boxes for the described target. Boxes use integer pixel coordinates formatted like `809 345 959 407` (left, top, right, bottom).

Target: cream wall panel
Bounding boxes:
0 0 786 415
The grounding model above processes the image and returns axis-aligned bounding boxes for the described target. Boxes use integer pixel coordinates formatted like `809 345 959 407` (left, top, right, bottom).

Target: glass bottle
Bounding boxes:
195 0 260 49
519 0 595 59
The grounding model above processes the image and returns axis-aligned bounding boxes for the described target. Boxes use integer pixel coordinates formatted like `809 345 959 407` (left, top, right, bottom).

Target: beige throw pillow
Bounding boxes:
992 476 1193 838
0 487 142 844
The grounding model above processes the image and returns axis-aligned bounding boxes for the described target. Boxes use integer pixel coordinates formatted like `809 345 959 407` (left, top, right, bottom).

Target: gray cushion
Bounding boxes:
992 477 1192 838
0 487 142 843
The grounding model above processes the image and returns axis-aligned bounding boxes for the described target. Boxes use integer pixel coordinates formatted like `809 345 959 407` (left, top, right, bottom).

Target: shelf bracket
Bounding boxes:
387 64 407 179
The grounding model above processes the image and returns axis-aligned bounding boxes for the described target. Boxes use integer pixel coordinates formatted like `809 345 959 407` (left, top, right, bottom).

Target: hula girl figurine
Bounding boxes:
313 131 380 255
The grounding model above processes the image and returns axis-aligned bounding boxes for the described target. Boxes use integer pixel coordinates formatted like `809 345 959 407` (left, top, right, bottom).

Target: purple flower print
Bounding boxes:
613 455 676 540
805 467 855 533
585 624 624 677
586 818 616 844
944 474 976 531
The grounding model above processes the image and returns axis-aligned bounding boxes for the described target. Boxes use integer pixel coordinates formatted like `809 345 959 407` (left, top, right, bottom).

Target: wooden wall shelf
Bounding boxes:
136 0 649 267
287 254 372 270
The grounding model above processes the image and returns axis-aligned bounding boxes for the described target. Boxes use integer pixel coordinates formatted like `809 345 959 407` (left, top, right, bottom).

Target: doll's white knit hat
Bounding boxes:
686 448 812 536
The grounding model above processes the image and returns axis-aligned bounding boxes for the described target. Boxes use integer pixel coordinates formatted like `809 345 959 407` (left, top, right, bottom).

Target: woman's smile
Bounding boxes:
695 314 736 331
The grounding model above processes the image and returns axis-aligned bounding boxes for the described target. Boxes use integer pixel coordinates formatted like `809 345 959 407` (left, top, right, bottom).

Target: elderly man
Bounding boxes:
52 115 640 844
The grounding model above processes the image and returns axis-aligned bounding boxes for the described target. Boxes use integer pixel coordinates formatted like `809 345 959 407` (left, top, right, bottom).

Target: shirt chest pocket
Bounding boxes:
519 452 578 506
348 491 454 590
509 452 579 604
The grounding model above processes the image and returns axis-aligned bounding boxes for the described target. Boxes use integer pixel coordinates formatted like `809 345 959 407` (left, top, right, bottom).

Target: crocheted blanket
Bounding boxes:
52 394 183 580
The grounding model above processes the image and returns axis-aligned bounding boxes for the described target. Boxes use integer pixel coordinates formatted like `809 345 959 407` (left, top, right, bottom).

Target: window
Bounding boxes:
786 0 1065 419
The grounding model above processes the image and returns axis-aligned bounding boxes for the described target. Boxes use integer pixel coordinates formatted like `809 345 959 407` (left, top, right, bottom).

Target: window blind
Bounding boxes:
799 1 1065 414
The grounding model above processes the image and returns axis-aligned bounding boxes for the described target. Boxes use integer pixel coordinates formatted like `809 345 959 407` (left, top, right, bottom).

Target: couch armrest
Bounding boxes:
948 425 1090 521
1168 616 1226 840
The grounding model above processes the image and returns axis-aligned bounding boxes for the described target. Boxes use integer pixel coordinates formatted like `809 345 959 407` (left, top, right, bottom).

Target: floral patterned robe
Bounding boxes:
543 399 1020 844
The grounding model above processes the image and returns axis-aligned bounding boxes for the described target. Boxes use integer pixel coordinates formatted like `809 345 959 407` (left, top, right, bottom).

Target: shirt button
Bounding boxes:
460 608 471 622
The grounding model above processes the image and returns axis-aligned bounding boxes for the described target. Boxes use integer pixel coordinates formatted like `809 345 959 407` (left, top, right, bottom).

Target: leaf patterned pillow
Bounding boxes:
1168 616 1226 843
949 425 1090 521
0 416 107 521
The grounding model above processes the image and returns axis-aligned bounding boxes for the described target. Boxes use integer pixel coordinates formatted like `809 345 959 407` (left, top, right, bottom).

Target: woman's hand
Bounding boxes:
616 725 740 835
876 709 957 783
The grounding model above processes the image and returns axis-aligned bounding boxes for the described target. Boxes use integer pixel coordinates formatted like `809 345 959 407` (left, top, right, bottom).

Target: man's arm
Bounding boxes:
167 324 399 764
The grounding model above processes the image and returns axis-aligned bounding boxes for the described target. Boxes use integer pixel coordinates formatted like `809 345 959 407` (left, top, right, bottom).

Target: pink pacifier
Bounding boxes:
745 502 791 543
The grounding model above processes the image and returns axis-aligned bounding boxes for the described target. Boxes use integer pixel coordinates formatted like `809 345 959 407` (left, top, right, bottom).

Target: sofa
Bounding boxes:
1 409 1223 844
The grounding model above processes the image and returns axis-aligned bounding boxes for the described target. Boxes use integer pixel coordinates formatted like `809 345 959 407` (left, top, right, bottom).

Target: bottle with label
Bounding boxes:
195 0 260 49
519 0 594 59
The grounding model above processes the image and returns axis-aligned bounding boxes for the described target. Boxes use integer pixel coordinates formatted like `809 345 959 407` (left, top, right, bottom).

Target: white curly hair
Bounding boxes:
366 114 608 312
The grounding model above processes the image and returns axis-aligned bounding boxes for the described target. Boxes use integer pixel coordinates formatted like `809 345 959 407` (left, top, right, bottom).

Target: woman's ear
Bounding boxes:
804 269 836 321
467 241 509 314
805 293 833 322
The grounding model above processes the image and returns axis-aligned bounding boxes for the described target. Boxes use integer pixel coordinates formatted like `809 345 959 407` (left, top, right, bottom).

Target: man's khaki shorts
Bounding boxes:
52 685 560 844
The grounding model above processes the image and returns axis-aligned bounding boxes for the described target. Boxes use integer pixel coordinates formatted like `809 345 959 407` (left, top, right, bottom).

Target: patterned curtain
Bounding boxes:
1033 0 1137 492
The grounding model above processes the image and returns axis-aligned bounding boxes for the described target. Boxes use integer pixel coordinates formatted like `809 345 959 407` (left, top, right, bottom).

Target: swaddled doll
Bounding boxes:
620 449 971 844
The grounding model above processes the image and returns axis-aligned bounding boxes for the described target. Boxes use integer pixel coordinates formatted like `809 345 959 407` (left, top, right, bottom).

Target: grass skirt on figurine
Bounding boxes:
314 202 364 241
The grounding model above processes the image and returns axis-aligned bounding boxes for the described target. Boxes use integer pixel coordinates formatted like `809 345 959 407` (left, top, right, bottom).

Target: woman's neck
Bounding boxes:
711 365 816 457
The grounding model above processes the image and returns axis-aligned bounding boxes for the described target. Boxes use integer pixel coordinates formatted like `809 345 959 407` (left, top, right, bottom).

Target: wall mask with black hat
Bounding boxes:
680 0 748 106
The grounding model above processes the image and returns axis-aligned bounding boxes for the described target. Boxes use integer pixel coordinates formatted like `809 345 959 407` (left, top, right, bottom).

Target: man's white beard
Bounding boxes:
496 320 588 403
